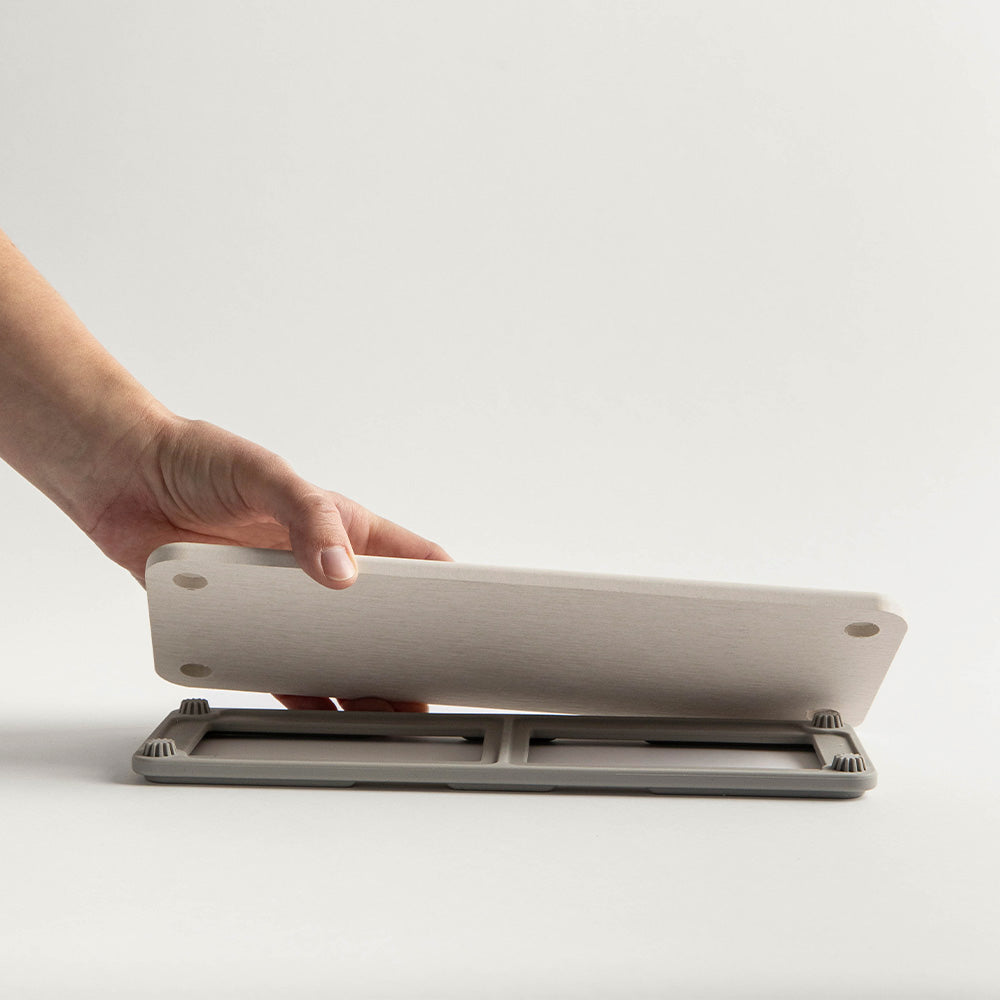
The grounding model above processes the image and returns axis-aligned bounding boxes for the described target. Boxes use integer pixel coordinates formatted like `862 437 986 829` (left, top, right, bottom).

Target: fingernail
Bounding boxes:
321 545 356 581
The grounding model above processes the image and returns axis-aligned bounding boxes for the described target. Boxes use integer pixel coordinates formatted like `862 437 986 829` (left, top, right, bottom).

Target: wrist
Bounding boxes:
41 381 176 534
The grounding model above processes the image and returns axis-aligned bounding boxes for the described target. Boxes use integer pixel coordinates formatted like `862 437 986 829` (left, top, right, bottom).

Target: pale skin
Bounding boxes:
0 227 451 712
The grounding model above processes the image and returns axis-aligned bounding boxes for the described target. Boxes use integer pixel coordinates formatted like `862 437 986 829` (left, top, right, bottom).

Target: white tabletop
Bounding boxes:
1 576 996 999
2 707 996 997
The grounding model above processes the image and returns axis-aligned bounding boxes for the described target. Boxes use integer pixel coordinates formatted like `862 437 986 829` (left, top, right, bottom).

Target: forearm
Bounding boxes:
0 229 172 530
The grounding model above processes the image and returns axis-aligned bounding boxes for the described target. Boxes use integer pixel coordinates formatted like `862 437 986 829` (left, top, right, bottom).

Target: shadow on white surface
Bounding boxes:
0 721 142 785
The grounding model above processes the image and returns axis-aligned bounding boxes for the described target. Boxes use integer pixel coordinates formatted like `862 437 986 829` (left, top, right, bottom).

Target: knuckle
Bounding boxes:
335 498 366 535
296 489 341 517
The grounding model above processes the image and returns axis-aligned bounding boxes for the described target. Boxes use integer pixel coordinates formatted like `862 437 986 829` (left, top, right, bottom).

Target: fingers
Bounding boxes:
338 697 429 712
354 508 453 562
272 694 429 712
243 457 451 588
272 694 338 711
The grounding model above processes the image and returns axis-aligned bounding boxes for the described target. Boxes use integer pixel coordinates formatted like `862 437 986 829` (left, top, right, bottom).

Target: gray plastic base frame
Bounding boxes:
133 702 877 798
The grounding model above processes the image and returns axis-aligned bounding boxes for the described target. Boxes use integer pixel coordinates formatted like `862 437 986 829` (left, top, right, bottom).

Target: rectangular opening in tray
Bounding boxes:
526 738 819 770
192 732 490 763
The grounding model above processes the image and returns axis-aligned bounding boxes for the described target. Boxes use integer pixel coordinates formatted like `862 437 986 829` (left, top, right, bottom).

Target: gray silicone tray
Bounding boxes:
134 544 907 797
135 701 877 798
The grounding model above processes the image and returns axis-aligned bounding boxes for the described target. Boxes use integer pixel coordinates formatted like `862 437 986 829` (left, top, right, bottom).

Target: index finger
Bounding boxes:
348 504 453 562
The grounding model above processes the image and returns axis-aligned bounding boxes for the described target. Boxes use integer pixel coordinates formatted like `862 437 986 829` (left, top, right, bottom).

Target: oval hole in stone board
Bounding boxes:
173 573 208 590
845 622 880 638
180 663 212 678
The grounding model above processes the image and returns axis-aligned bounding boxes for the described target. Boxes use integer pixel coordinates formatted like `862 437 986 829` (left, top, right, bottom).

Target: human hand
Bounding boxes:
0 231 445 711
85 413 450 712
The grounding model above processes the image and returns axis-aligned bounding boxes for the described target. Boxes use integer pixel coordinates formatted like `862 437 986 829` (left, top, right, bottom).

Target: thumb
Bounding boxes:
260 476 359 589
289 491 358 589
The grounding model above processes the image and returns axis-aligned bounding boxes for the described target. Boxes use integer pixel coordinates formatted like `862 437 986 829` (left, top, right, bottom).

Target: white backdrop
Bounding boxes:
1 3 997 997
